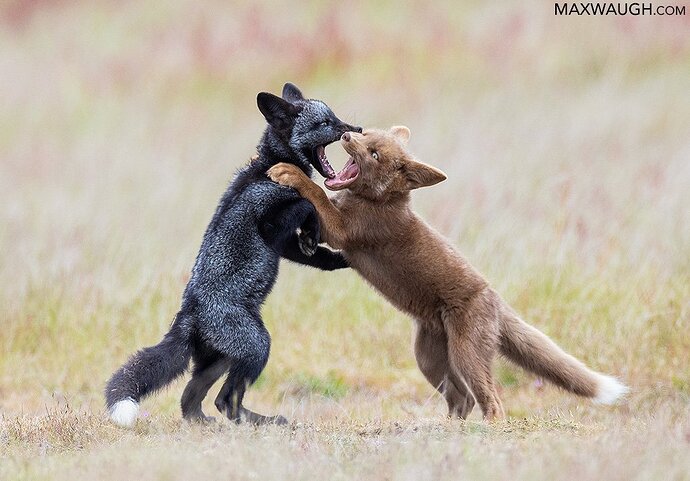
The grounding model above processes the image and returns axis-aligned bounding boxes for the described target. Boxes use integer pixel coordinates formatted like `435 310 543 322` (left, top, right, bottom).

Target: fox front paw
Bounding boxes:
298 228 318 256
267 163 307 189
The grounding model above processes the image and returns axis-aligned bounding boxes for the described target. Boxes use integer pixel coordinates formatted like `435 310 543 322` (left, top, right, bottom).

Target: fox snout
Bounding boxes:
340 131 363 150
341 129 363 142
339 124 362 136
340 131 366 159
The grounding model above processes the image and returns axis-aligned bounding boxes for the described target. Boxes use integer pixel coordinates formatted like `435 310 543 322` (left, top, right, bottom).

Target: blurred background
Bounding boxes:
0 0 688 420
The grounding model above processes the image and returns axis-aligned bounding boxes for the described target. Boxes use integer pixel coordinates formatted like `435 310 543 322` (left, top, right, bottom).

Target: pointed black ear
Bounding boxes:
257 92 302 131
282 82 305 103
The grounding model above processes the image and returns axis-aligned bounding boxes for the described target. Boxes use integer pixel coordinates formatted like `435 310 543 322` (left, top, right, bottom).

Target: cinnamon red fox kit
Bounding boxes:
268 126 628 420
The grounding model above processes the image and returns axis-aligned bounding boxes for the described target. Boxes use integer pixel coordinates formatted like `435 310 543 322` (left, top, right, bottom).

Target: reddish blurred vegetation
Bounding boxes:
2 1 688 100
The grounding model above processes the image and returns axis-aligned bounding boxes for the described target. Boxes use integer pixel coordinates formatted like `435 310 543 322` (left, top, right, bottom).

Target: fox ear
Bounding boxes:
403 159 447 190
390 126 411 144
257 92 303 131
282 82 305 103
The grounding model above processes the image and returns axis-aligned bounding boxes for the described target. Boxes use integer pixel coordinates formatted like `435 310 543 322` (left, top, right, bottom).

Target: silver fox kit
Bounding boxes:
105 84 361 427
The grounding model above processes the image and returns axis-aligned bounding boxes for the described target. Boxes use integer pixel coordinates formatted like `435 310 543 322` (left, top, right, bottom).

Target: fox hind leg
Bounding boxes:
213 359 288 426
414 321 476 419
447 342 503 421
213 366 247 422
206 308 287 425
214 364 289 425
444 314 504 422
181 354 230 423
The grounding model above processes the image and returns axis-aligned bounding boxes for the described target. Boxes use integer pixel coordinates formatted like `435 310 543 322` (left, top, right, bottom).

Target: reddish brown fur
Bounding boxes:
268 127 625 421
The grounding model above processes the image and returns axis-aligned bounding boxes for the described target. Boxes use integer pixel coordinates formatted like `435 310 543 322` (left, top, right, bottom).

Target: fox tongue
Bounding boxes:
340 160 359 179
324 177 341 189
316 145 336 178
324 158 359 190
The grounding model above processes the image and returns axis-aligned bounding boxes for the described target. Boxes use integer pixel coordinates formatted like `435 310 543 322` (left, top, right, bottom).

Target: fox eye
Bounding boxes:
371 151 379 160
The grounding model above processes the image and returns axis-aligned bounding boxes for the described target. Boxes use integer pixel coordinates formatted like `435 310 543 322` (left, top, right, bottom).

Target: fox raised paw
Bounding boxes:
267 163 310 189
298 228 318 256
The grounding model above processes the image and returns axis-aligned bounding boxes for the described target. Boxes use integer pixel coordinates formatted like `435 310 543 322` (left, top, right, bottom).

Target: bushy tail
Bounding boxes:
499 308 628 404
105 318 191 427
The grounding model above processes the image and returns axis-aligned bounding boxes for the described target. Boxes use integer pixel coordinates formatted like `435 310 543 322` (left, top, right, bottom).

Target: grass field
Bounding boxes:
1 1 689 479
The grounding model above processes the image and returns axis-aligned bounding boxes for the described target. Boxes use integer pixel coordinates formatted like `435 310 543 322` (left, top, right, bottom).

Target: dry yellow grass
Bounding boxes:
2 404 690 480
1 1 688 479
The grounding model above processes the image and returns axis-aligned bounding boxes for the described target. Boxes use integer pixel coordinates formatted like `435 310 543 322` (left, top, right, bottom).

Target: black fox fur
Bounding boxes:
105 83 361 427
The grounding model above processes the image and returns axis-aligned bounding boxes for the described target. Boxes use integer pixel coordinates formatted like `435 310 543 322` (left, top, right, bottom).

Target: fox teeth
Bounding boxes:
316 144 336 177
322 158 336 177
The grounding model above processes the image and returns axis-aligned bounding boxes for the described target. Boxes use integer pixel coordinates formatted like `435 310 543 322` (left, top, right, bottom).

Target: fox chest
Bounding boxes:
346 249 441 320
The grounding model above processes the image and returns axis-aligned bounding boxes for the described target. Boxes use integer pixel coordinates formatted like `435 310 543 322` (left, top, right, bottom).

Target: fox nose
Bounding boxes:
341 132 351 142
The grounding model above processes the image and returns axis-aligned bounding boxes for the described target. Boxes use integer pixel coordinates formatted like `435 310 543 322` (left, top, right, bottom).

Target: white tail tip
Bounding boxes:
109 398 139 427
593 374 630 405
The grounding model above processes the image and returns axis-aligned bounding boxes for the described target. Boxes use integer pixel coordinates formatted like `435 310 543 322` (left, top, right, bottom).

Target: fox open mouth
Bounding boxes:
324 156 359 191
314 145 337 179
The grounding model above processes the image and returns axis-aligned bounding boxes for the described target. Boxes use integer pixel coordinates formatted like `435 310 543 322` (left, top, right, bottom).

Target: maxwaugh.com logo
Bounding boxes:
555 2 686 15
